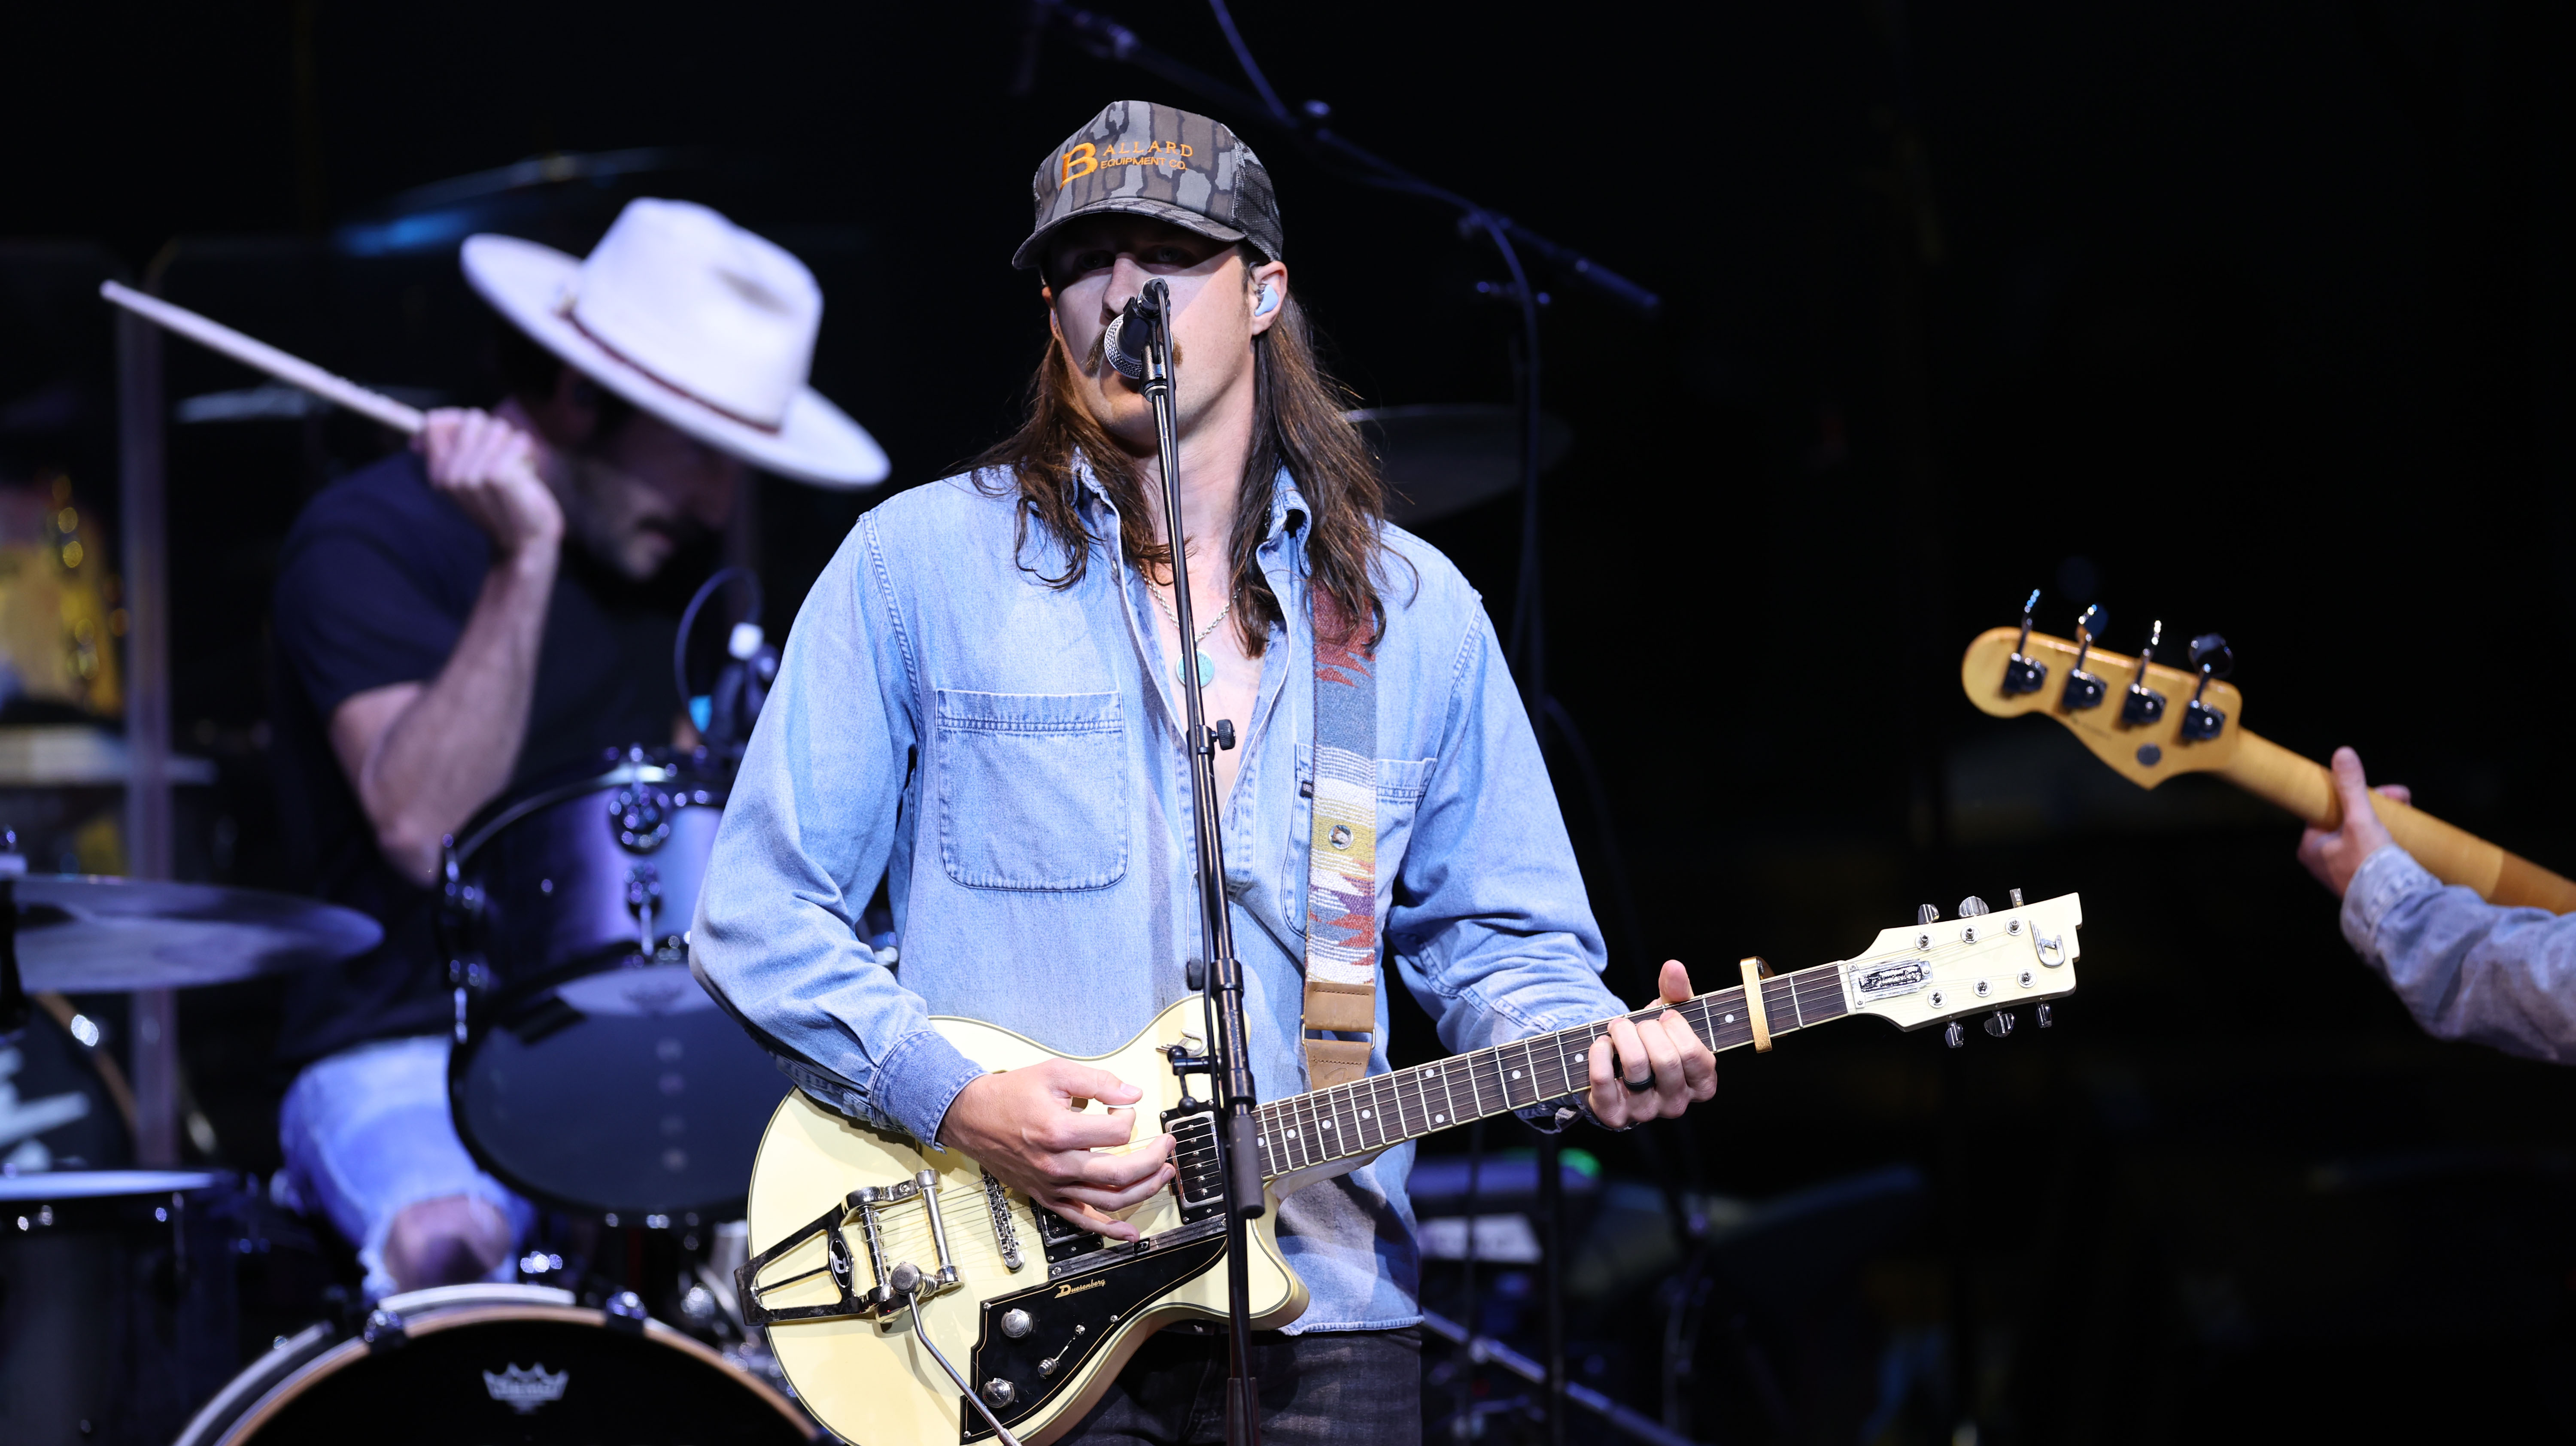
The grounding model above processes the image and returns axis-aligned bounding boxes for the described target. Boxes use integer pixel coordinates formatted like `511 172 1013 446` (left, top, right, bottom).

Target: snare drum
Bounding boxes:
174 1283 817 1446
446 751 788 1220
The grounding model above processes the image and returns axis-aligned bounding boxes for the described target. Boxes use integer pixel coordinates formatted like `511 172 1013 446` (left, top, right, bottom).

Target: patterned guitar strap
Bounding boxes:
1300 598 1379 1089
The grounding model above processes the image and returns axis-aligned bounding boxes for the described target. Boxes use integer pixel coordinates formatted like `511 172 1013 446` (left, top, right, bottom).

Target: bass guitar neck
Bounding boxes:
1960 624 2576 912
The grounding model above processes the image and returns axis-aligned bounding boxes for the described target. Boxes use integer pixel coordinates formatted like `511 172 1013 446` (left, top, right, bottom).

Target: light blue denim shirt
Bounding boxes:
2339 844 2576 1065
691 466 1621 1332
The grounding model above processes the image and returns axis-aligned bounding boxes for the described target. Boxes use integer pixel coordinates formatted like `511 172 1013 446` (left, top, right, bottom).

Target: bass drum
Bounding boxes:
174 1283 817 1446
447 750 787 1220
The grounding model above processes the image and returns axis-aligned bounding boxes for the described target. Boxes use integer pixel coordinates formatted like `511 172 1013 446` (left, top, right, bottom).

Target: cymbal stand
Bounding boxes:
1130 278 1267 1446
0 835 24 1038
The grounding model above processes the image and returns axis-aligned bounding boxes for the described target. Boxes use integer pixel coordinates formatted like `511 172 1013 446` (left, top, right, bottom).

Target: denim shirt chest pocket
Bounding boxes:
935 689 1128 891
1287 745 1439 917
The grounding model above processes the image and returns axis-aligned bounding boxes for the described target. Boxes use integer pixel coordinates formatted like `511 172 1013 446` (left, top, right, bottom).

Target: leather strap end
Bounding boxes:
1302 978 1378 1034
1303 1037 1373 1090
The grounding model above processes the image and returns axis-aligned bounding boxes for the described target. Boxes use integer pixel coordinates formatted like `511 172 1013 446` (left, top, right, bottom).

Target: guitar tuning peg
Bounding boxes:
2037 1003 2054 1028
1983 1009 2016 1039
1917 903 1940 925
1944 1021 1966 1048
2062 603 2109 710
1958 896 1990 917
2002 589 2047 695
2008 888 2024 907
2180 633 2233 741
2122 619 2169 726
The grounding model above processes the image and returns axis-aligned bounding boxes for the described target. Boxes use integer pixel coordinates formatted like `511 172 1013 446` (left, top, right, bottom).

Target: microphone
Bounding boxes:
1103 288 1164 380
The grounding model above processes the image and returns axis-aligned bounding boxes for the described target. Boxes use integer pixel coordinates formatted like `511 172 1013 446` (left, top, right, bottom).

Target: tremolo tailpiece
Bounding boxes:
737 1168 964 1328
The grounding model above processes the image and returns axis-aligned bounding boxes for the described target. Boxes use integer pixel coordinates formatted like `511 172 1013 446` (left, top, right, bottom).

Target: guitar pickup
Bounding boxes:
736 1168 962 1328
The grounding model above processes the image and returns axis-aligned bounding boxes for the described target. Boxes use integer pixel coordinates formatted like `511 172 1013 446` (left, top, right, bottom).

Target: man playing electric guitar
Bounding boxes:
691 100 1717 1442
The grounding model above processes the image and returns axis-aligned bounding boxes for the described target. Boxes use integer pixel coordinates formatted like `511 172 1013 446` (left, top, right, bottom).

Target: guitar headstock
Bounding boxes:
1841 890 2082 1035
1960 608 2245 788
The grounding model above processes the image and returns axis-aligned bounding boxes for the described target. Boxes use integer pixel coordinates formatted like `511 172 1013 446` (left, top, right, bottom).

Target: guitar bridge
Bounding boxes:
737 1168 963 1328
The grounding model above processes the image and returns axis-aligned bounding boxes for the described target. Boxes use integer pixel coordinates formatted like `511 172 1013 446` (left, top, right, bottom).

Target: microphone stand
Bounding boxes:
1131 279 1267 1446
1022 17 1669 1435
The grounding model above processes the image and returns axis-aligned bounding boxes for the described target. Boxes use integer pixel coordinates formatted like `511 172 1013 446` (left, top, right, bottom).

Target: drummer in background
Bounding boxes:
267 198 885 1300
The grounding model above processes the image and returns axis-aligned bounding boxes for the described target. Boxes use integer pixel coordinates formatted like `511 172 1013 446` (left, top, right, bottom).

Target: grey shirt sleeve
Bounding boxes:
2339 844 2576 1065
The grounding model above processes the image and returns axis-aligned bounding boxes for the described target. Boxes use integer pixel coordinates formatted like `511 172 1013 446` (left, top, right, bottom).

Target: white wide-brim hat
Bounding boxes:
462 199 888 489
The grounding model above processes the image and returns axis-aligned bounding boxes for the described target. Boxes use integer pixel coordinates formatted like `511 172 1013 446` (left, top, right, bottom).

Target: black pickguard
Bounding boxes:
959 1232 1229 1443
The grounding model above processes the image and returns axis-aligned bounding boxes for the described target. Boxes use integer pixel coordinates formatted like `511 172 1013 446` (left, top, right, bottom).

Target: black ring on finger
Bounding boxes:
1623 1074 1654 1093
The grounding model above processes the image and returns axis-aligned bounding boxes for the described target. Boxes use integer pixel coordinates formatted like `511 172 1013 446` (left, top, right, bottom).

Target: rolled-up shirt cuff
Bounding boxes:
2341 845 2442 963
873 1027 988 1149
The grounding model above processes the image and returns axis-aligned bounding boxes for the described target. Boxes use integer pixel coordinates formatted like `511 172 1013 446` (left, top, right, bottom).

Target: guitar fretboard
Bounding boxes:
1250 963 1850 1179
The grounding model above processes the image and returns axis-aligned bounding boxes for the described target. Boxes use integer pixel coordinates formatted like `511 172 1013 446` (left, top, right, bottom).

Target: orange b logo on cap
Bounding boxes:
1061 143 1097 186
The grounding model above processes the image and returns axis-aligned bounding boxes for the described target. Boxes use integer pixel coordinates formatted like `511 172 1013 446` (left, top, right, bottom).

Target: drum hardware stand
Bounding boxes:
0 834 24 1038
1113 278 1268 1446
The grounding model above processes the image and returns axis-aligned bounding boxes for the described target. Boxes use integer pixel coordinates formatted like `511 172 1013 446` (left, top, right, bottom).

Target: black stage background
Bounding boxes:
6 2 2576 1441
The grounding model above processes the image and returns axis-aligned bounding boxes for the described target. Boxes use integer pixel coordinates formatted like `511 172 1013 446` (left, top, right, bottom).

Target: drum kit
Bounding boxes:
0 745 826 1446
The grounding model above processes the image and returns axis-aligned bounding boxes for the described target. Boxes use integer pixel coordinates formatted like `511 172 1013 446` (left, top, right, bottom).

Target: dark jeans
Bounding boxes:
1060 1326 1423 1446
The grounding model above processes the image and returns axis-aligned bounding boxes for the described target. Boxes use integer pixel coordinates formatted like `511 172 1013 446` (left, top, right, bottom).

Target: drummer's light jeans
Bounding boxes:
278 1034 536 1302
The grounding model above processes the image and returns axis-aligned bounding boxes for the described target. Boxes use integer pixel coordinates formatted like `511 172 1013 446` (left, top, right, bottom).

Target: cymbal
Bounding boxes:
7 877 382 992
1345 404 1574 525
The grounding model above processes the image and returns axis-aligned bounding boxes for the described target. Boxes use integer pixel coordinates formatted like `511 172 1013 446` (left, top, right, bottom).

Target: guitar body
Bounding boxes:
744 999 1315 1446
738 893 2088 1446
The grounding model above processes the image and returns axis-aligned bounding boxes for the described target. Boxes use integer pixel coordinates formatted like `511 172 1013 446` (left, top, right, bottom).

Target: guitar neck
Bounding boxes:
1249 964 1849 1180
2220 729 2576 912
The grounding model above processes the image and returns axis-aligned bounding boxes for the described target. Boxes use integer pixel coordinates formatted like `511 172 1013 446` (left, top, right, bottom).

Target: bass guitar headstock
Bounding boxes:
1960 590 2244 788
1844 890 2083 1042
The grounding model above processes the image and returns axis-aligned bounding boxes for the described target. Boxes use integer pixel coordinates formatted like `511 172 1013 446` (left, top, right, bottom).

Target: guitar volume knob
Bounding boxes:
1002 1308 1033 1339
984 1379 1017 1406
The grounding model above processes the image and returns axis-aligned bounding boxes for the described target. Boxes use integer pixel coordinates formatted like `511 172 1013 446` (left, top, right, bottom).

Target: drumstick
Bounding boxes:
99 280 427 435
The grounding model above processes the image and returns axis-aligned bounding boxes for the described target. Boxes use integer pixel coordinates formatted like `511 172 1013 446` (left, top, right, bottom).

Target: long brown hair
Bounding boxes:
969 265 1394 652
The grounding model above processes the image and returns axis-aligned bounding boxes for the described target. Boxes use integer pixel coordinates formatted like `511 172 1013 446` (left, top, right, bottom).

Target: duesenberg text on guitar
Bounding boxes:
734 893 2085 1446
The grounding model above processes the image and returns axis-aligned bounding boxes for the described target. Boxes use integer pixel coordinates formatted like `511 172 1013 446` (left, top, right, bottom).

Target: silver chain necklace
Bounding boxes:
1148 580 1230 687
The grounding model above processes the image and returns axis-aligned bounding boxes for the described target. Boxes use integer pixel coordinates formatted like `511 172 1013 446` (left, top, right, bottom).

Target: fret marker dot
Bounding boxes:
1725 1013 1735 1023
1434 1113 1446 1124
1511 1070 1522 1079
1287 1127 1299 1137
1360 1109 1371 1119
1323 1120 1334 1130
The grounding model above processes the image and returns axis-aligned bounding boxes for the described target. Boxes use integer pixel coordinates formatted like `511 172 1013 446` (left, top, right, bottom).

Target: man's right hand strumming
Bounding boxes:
938 1062 1177 1242
417 407 563 562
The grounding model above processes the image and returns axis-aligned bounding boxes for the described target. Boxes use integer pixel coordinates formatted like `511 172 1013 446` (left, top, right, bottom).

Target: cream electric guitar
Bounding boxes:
735 893 2083 1446
1962 600 2576 911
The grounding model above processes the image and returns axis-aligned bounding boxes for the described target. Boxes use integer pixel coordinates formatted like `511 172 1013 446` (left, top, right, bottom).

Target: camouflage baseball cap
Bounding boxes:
1012 100 1283 272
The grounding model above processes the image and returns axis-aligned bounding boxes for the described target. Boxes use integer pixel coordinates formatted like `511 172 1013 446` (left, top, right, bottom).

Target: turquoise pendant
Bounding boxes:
1178 651 1215 687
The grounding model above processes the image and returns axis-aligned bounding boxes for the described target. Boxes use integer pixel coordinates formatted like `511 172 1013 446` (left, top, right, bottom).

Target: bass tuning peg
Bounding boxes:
2122 619 2168 726
2062 604 2109 710
2002 589 2047 695
2179 633 2233 741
